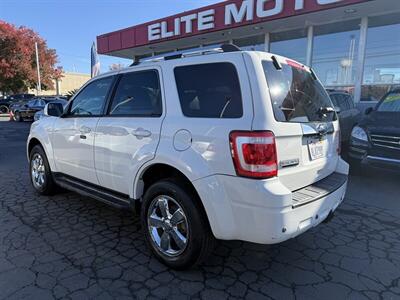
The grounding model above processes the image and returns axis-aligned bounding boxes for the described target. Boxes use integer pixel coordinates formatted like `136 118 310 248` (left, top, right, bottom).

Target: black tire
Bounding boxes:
0 105 9 114
141 179 215 270
29 145 57 195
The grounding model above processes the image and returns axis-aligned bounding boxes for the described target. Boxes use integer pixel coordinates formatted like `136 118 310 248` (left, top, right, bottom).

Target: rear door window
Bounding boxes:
108 70 162 117
174 63 243 118
263 60 336 123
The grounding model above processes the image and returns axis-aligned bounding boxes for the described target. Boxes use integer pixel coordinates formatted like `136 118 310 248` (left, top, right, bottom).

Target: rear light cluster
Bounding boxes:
229 131 278 179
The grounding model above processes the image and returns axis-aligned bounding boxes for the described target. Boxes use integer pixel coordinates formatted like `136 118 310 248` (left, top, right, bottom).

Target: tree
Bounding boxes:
0 20 63 94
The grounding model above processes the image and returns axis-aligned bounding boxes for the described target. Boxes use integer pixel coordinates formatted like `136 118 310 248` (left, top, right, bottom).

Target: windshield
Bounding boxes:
377 92 400 112
262 60 336 123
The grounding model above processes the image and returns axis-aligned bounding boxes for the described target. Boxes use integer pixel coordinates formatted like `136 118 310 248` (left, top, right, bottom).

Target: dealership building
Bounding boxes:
97 0 400 104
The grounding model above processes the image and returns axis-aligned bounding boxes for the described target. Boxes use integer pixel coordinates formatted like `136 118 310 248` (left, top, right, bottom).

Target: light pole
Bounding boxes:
35 42 41 95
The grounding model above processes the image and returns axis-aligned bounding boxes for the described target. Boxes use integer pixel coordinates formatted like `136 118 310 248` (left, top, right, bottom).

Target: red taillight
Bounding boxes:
229 131 278 179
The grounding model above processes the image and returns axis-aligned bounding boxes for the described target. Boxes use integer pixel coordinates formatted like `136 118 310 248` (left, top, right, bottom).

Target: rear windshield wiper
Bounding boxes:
318 107 335 115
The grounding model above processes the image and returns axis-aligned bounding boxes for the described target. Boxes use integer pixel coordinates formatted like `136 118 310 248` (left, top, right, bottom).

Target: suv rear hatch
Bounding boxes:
250 54 341 191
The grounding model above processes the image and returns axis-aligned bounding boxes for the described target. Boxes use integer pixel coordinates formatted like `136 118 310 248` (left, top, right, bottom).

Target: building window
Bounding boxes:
270 29 307 64
233 35 264 51
362 14 400 102
312 20 360 90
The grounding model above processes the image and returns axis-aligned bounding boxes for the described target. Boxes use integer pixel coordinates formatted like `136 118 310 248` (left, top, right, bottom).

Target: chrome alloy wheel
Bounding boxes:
31 153 46 189
147 195 189 257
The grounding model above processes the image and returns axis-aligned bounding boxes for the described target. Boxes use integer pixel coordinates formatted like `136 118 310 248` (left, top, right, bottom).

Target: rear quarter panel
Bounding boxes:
133 53 254 198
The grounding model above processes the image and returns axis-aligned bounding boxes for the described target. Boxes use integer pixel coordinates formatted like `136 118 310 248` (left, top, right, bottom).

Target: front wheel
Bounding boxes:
29 145 57 195
141 179 214 269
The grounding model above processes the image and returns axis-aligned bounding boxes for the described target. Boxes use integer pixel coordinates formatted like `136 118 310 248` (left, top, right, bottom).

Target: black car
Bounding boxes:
348 89 400 171
10 98 49 122
0 93 35 114
327 90 361 145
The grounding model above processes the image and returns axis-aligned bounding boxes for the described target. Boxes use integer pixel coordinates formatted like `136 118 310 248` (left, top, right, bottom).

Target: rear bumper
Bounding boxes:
193 158 349 244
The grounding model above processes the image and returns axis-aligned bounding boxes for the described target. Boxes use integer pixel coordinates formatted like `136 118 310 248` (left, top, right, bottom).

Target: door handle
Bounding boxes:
132 128 151 139
80 126 91 134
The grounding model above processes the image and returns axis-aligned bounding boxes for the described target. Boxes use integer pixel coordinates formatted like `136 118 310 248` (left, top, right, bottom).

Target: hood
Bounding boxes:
360 111 400 135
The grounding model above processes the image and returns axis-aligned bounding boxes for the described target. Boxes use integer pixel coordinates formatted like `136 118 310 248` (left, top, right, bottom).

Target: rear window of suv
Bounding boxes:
263 60 336 123
174 63 243 118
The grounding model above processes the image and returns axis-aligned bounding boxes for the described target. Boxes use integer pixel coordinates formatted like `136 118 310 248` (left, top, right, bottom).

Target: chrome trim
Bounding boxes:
370 134 400 140
349 146 366 154
31 153 46 189
301 123 334 137
301 123 318 136
147 195 189 257
371 138 400 145
371 144 400 151
367 156 400 164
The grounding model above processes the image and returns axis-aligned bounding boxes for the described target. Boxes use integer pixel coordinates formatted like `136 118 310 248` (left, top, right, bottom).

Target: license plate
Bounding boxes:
308 139 325 160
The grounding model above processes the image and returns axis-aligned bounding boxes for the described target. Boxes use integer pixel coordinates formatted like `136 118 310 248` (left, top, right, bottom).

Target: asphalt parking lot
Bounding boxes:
0 120 399 300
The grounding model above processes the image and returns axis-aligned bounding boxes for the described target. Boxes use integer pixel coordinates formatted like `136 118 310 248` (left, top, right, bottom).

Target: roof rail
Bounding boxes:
136 43 242 64
220 43 241 52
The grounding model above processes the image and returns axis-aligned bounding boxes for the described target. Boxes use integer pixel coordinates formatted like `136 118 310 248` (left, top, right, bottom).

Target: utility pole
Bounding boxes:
35 42 41 95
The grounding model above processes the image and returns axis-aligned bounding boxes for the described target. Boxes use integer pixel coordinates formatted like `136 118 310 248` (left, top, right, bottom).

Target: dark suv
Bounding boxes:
348 89 400 171
327 90 360 145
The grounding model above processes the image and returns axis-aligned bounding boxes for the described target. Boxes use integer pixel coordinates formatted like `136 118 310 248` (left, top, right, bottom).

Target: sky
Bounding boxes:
0 0 218 74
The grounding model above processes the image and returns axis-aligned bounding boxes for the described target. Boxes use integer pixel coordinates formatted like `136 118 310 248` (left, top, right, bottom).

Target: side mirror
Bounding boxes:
44 102 63 117
334 106 341 114
365 107 373 115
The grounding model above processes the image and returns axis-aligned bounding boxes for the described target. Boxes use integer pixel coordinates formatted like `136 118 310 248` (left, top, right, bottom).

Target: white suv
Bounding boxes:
27 45 349 269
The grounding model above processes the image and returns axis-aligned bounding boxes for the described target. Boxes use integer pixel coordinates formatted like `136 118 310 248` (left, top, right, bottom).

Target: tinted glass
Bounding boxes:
263 61 336 123
329 94 339 107
37 99 46 107
174 63 243 118
335 94 350 111
377 92 400 112
345 95 354 109
27 100 36 107
109 70 161 116
70 77 113 116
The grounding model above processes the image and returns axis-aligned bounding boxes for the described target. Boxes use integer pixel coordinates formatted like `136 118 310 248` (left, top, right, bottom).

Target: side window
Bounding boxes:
345 95 354 109
108 70 162 116
37 99 46 106
69 77 113 116
174 63 243 118
330 94 339 107
27 100 36 107
336 94 349 111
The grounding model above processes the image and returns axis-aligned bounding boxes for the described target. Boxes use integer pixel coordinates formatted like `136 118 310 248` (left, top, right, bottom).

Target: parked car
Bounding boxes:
349 89 400 171
27 46 349 269
327 90 361 145
0 93 35 114
10 98 50 122
34 99 68 121
0 96 11 114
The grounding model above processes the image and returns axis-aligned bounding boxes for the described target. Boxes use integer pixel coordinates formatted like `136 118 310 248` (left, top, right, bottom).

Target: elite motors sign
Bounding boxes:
97 0 370 55
149 0 347 41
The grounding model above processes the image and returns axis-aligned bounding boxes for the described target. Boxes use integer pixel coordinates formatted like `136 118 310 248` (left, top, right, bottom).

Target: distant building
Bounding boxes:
30 72 90 96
